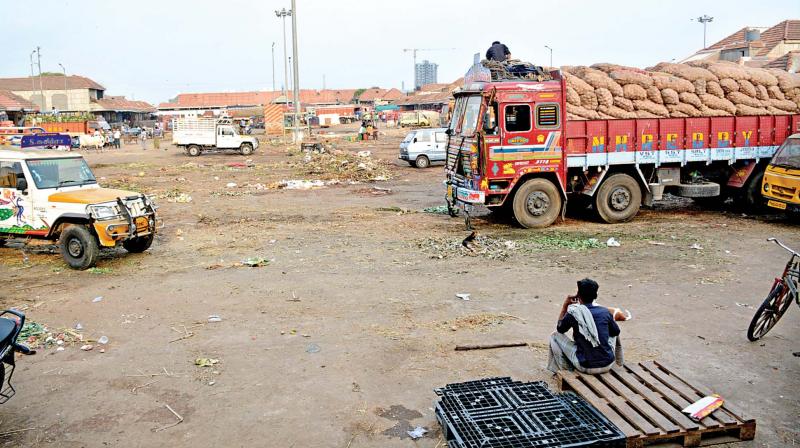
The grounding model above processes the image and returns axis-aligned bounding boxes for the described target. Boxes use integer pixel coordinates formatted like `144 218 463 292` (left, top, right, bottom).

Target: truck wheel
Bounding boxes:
187 145 201 157
415 155 430 168
739 169 767 212
512 178 562 228
240 143 254 156
59 225 99 270
123 234 154 253
594 173 641 223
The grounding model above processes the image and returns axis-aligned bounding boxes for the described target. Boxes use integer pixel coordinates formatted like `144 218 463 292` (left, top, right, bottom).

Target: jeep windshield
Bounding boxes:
26 157 97 189
771 137 800 169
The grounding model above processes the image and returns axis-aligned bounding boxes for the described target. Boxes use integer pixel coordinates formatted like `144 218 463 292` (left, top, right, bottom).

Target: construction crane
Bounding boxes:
402 48 455 90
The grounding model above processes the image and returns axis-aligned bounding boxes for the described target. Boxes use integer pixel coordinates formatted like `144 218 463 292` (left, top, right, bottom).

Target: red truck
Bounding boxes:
445 63 800 227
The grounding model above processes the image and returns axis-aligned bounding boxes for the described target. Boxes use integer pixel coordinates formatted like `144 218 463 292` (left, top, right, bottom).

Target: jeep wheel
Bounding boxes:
187 145 201 157
123 234 154 253
240 143 254 156
415 155 430 168
59 225 99 270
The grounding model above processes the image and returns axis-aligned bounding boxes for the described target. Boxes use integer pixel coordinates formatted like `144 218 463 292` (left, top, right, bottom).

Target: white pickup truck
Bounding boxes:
172 117 259 156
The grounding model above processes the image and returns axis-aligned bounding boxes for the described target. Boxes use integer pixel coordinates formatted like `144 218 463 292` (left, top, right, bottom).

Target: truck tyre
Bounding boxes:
59 225 99 270
676 183 720 197
594 173 641 223
512 178 562 228
739 169 767 212
123 234 154 253
240 143 254 156
187 145 201 157
415 155 430 168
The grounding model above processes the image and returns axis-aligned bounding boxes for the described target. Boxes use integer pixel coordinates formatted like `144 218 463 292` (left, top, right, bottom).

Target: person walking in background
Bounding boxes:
113 128 121 149
139 128 147 150
358 122 366 141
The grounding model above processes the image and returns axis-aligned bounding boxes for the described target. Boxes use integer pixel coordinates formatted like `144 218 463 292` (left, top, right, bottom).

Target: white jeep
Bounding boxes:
0 149 159 269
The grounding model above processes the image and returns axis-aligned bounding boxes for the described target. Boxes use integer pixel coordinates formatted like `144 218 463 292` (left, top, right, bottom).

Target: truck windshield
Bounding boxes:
26 158 97 189
771 138 800 169
460 96 483 137
449 97 467 132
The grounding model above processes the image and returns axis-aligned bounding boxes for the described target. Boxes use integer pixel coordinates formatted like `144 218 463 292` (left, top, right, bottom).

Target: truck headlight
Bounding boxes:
763 183 770 192
87 204 120 220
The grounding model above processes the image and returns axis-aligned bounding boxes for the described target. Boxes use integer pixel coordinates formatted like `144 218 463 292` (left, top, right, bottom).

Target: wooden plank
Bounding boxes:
641 362 737 426
654 361 754 423
626 363 719 429
612 367 700 431
600 371 681 433
581 374 663 436
559 372 641 439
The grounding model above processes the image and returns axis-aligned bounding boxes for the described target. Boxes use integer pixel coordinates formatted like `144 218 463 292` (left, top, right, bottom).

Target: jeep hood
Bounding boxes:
49 188 141 204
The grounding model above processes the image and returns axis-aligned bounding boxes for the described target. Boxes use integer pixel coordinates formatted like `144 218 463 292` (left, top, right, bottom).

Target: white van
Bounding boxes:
398 127 448 168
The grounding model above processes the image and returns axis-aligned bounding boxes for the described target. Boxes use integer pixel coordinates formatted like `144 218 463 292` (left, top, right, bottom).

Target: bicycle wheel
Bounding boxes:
747 283 793 341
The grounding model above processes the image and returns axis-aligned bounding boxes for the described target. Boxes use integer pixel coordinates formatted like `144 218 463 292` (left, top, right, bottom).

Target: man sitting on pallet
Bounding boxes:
547 278 624 374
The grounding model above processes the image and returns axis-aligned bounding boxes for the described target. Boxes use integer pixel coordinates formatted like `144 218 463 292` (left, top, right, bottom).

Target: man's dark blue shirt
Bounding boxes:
557 304 620 368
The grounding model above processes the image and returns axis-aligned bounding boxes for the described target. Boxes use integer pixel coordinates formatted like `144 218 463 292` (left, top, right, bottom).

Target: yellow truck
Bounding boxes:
762 133 800 215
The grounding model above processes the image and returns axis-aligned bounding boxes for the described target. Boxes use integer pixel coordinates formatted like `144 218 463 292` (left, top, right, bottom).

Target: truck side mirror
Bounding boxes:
16 178 28 193
445 129 453 136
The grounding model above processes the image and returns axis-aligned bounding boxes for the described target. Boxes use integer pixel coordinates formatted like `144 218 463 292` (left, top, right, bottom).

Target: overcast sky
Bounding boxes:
1 0 797 104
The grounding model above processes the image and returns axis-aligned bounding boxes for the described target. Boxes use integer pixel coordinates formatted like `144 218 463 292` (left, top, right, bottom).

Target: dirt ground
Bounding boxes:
0 125 797 447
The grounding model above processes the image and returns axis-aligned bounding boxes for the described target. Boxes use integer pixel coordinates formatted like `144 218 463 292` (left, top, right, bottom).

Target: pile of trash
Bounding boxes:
563 61 800 119
288 148 392 183
417 235 516 260
20 321 85 350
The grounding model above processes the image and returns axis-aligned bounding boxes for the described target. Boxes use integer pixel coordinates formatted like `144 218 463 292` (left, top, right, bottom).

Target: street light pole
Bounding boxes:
275 8 291 99
290 0 301 142
271 42 276 95
58 63 67 111
544 45 553 67
36 47 45 111
695 15 714 48
29 50 36 92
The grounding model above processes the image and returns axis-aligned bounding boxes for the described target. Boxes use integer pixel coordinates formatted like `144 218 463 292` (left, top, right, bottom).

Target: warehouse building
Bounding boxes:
683 19 800 71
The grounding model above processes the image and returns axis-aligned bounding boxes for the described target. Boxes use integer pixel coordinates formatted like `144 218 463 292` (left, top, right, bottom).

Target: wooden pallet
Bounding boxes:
557 361 756 447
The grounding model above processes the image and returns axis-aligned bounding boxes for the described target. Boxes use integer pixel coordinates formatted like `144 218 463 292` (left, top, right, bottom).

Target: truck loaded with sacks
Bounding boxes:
444 59 800 228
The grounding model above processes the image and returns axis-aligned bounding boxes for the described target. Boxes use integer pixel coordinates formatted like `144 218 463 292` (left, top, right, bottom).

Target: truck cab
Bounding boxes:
0 150 159 269
762 134 800 214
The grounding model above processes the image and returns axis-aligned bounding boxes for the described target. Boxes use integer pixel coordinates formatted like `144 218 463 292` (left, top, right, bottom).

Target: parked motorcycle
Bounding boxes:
0 310 34 403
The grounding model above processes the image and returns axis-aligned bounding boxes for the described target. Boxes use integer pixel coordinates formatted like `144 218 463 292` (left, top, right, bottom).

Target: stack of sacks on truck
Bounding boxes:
563 61 800 120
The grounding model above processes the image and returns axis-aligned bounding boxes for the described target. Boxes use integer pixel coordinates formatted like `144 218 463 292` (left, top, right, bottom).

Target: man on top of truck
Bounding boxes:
486 41 511 62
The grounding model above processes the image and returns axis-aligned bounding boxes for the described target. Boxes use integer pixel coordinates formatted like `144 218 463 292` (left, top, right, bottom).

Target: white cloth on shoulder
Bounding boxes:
567 304 600 348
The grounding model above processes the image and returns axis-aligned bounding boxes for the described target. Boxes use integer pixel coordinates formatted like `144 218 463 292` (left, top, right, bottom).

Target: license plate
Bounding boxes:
456 187 485 203
767 199 787 210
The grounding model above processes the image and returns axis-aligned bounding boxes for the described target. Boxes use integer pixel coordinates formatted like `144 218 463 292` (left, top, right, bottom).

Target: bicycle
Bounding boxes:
747 238 800 341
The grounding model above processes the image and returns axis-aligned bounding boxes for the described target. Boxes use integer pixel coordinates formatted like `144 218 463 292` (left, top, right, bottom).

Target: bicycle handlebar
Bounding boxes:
768 238 800 257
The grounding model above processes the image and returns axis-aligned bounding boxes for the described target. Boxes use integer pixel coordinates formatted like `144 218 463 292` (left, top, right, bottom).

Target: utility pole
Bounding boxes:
275 8 291 99
288 57 292 94
694 15 714 48
271 42 276 95
58 63 67 111
290 0 301 142
36 47 45 111
544 45 553 67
